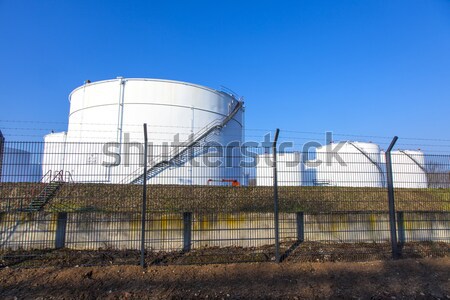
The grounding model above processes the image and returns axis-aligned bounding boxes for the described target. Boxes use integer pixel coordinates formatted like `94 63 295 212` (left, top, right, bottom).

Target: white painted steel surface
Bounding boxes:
44 78 244 184
314 142 384 187
256 152 303 186
42 132 67 181
390 150 428 188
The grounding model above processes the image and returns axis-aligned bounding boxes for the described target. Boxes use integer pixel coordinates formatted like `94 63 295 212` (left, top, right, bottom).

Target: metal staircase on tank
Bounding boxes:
24 170 66 212
122 99 243 185
348 142 386 184
398 150 427 173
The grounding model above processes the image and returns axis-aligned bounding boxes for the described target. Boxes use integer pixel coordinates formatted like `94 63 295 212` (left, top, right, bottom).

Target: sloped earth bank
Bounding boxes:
1 257 450 299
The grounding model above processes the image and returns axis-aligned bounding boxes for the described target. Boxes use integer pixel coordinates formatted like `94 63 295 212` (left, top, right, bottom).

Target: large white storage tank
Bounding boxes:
314 142 384 187
390 150 428 188
256 152 303 186
43 78 244 184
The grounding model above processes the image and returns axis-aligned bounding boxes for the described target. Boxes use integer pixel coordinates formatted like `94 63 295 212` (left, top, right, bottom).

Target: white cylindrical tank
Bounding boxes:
256 152 303 186
314 142 383 187
390 150 428 188
44 78 244 184
42 132 67 181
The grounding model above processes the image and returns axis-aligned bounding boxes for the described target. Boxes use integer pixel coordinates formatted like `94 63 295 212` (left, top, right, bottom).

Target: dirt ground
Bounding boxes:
1 257 450 299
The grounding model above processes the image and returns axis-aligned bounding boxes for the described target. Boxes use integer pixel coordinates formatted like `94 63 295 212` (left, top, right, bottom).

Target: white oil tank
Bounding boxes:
43 78 244 184
42 132 67 181
390 150 428 188
256 152 303 186
314 142 384 187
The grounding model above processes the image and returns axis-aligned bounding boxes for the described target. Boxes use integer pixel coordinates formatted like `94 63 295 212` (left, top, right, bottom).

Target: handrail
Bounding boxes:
27 169 66 212
398 150 427 173
31 170 53 199
52 170 64 182
348 142 385 183
40 169 73 183
121 116 222 183
39 169 53 183
64 170 74 183
122 100 243 184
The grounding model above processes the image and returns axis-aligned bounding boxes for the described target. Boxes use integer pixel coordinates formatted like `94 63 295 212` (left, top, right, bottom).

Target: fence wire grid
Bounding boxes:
0 135 449 267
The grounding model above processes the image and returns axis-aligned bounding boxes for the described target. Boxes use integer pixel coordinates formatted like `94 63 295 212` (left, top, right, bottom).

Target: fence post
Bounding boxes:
296 212 304 243
141 123 148 268
183 212 192 252
272 128 280 262
397 211 405 250
0 131 4 183
385 136 399 259
55 212 67 249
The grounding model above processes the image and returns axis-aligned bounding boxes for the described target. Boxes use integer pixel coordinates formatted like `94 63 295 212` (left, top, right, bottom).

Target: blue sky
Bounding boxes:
0 0 449 147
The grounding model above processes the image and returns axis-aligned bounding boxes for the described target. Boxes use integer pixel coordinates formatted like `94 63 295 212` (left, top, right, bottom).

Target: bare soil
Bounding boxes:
2 242 448 268
1 257 450 299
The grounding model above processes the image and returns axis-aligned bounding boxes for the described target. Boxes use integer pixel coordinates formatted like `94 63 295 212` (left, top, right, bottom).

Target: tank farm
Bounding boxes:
0 77 448 265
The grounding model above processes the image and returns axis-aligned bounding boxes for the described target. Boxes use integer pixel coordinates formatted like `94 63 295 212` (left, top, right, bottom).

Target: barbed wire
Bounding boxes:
1 119 450 142
1 120 450 153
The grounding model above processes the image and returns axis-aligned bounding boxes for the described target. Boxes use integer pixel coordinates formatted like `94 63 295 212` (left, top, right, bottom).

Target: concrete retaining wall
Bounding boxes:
1 211 449 251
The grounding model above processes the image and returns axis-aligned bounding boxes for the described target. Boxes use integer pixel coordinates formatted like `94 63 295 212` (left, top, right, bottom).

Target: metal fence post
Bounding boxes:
55 212 67 249
183 212 192 252
272 128 280 262
397 211 405 249
141 123 148 268
385 136 399 259
296 212 304 243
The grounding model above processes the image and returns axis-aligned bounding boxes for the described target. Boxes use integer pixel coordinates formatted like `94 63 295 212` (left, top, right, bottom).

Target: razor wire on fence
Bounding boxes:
0 129 449 267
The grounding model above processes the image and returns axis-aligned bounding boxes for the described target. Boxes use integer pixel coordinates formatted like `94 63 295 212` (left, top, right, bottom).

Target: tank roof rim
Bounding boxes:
68 78 239 102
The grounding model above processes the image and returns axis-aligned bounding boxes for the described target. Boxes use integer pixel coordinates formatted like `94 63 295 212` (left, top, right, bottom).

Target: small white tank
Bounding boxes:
42 132 67 181
314 142 383 187
390 150 428 188
256 152 303 186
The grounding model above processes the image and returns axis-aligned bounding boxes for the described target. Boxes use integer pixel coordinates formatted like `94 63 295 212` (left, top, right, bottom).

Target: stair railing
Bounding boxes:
121 100 243 184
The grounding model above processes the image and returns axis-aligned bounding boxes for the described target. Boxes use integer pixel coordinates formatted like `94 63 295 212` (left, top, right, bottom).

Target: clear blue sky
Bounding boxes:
0 0 449 145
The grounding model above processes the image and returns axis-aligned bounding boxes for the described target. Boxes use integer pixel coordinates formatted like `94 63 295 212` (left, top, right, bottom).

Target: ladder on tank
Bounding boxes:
398 150 427 173
121 100 243 185
348 142 386 185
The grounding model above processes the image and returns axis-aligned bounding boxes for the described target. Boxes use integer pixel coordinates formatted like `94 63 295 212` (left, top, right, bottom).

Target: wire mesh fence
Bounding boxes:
0 136 449 267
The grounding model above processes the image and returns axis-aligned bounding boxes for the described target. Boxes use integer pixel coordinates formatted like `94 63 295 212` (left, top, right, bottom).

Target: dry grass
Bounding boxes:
0 183 449 213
